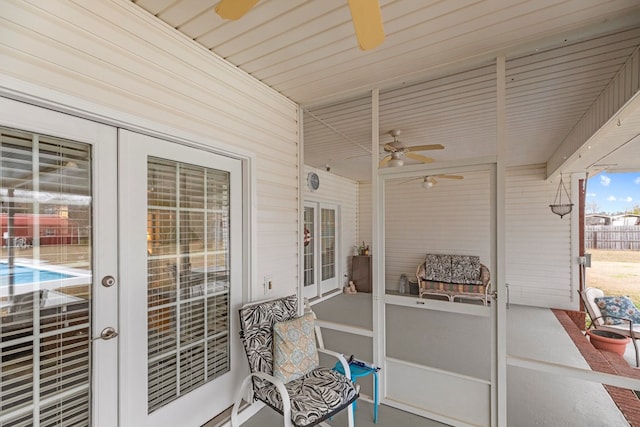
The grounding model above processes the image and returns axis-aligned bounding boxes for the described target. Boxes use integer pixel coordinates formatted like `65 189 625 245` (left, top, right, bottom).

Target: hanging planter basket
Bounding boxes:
550 175 573 218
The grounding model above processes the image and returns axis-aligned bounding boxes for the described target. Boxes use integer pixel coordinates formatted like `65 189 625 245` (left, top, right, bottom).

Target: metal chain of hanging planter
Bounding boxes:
550 174 573 218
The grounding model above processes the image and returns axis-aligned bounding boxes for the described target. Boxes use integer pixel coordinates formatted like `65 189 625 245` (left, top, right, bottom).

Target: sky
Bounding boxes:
586 172 640 214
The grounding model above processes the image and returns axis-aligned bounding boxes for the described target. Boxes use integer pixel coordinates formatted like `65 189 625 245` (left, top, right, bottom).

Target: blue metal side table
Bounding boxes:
334 360 379 423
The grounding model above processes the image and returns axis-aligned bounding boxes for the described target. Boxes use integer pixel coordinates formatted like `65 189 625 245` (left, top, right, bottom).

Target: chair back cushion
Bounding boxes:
238 295 298 384
594 295 640 325
583 287 605 326
451 255 482 285
423 254 452 282
273 312 319 383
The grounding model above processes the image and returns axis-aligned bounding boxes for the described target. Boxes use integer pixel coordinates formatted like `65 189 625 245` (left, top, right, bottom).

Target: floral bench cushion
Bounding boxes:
451 255 483 285
423 254 452 282
417 255 489 296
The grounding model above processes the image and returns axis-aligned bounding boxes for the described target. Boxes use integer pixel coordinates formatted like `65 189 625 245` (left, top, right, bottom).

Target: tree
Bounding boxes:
586 201 600 214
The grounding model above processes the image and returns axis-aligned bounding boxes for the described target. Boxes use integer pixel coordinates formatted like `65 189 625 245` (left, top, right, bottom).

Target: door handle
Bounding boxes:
93 326 119 341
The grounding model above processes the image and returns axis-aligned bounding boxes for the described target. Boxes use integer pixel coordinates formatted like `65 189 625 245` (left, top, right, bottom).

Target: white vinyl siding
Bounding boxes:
0 0 299 299
359 166 576 307
505 165 573 308
383 171 492 292
357 182 373 250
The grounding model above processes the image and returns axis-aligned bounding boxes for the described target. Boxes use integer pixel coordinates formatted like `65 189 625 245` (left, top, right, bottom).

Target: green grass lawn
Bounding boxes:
587 249 640 306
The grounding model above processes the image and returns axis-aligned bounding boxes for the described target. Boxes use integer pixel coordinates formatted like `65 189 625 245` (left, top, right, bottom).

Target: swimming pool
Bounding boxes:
0 263 74 285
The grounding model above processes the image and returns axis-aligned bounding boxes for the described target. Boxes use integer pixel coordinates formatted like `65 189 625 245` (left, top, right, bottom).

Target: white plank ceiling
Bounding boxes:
131 0 640 182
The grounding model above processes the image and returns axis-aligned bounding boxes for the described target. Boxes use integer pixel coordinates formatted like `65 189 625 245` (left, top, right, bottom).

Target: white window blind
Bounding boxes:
1 128 92 427
146 158 230 414
321 208 336 281
303 207 315 287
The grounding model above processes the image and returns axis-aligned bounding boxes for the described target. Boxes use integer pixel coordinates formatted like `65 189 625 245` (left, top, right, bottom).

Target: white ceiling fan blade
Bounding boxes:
405 153 434 163
215 0 260 20
348 0 385 50
406 144 444 152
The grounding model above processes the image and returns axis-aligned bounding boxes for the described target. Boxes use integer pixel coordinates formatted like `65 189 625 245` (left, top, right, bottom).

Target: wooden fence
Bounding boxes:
586 225 640 250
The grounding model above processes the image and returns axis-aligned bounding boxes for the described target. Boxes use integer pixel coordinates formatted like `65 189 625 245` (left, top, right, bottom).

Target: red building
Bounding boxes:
0 214 79 247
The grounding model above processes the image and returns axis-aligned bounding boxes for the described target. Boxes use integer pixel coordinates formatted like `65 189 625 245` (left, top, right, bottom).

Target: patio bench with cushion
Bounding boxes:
416 254 491 305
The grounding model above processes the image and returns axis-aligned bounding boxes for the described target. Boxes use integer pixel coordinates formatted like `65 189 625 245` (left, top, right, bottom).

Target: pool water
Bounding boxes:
0 263 73 285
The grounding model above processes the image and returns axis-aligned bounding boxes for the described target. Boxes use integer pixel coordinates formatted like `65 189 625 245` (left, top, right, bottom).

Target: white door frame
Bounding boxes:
0 91 256 426
118 130 246 427
0 97 119 427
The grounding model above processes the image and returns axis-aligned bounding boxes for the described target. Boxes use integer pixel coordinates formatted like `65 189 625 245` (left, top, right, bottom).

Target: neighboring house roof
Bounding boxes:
586 214 640 225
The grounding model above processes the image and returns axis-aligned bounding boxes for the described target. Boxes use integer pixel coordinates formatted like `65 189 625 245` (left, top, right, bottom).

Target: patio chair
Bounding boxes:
579 287 640 366
230 295 359 427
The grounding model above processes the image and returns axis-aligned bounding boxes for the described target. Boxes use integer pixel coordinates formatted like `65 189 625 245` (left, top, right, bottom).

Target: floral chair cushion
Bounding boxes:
255 366 358 427
238 295 359 427
594 296 640 325
273 312 319 383
239 294 298 390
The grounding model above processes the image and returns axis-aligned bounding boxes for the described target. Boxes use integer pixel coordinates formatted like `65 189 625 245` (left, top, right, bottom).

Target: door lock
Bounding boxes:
93 327 119 341
102 275 116 287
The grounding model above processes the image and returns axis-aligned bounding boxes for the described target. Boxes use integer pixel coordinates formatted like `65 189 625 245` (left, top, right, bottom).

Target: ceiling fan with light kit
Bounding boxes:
379 129 444 168
215 0 385 50
402 174 464 189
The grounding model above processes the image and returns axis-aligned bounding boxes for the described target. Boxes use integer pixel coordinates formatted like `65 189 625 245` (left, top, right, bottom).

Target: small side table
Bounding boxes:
334 360 379 423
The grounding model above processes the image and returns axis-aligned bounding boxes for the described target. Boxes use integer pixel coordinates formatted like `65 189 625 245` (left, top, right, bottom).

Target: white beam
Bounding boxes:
547 46 640 178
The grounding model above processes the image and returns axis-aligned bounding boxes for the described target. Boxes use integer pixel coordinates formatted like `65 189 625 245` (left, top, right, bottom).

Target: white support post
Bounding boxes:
371 88 386 406
495 55 507 427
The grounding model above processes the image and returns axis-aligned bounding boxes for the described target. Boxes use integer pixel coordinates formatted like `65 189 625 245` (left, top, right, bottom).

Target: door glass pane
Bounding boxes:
321 208 335 281
1 128 92 426
146 157 230 413
303 207 314 287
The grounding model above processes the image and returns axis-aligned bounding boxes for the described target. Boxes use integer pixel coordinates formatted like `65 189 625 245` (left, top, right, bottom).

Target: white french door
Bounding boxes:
0 99 246 427
118 130 244 427
0 98 118 426
302 201 339 299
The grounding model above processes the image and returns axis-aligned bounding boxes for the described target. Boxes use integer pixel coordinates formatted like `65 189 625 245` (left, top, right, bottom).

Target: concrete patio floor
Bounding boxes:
508 305 630 426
